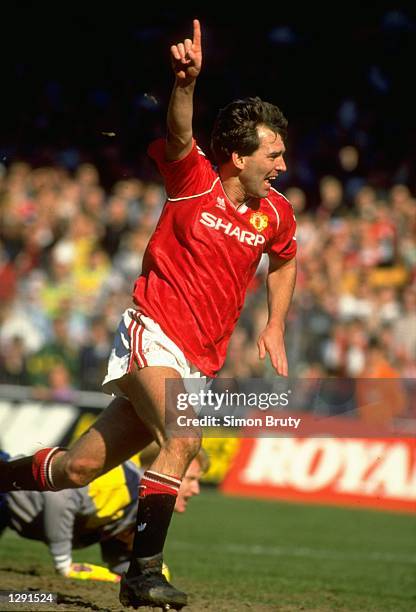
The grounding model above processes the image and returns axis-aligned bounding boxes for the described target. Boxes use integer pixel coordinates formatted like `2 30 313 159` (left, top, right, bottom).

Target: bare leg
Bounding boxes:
116 364 201 478
53 396 154 488
0 396 154 492
53 362 201 489
114 363 201 586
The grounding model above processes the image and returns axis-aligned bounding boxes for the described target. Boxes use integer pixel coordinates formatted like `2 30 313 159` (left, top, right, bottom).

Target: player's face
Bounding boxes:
240 126 286 198
174 459 202 513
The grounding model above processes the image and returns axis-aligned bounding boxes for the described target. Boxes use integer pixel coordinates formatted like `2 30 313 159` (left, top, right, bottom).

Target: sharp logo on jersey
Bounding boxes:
216 196 226 210
199 212 266 246
250 212 269 232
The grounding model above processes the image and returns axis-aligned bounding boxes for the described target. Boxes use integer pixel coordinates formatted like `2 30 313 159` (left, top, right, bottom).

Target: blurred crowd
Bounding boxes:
225 175 416 380
0 146 415 408
0 161 162 398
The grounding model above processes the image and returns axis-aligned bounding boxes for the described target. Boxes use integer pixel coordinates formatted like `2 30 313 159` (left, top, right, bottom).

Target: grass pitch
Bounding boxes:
0 488 415 610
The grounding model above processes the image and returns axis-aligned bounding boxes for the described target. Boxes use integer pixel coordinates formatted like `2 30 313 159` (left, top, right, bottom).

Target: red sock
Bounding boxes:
139 470 181 498
32 447 62 491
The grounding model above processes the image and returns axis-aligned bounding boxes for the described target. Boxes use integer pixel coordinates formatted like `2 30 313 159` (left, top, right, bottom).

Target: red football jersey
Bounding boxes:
132 139 297 377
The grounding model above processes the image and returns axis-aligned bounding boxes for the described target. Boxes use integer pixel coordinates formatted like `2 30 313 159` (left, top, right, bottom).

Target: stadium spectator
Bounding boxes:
32 362 77 403
0 294 46 355
78 316 112 391
100 195 132 258
26 315 79 388
316 175 349 220
355 337 407 426
38 245 75 318
393 287 416 363
0 241 17 302
0 336 29 386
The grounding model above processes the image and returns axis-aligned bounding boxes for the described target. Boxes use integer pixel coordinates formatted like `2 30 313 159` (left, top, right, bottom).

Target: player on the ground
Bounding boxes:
1 19 296 610
0 447 207 582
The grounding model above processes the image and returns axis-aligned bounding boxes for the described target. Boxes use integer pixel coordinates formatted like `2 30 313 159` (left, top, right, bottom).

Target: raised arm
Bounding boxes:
166 19 202 161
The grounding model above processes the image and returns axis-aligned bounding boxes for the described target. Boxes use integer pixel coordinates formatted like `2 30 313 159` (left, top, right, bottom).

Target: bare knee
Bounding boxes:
165 435 201 463
63 455 103 488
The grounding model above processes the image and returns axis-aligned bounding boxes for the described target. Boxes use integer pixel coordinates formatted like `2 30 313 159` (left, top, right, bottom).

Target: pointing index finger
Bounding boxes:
192 19 201 48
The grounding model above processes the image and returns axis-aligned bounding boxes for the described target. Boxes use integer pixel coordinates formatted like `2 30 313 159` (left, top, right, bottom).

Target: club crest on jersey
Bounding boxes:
250 212 268 232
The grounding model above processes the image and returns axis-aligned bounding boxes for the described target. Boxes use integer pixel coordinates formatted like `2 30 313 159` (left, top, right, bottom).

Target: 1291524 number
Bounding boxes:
0 591 57 604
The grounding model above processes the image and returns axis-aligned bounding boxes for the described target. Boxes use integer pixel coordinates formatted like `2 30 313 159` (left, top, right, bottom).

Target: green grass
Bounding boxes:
1 489 415 610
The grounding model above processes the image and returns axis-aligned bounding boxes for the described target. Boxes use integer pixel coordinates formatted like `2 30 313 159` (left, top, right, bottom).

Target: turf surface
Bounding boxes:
0 488 415 610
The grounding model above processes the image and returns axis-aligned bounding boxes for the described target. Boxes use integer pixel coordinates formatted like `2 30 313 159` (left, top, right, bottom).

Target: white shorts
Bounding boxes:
102 308 205 396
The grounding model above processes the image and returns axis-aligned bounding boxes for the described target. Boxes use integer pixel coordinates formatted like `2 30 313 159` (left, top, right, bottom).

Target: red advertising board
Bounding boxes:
221 414 416 513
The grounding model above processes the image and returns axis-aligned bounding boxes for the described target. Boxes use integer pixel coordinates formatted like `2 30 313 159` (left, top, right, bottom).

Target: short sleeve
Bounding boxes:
147 139 217 199
267 203 297 261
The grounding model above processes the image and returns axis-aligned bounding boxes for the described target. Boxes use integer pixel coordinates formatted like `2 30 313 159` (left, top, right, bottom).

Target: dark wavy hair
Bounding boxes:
210 97 288 165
